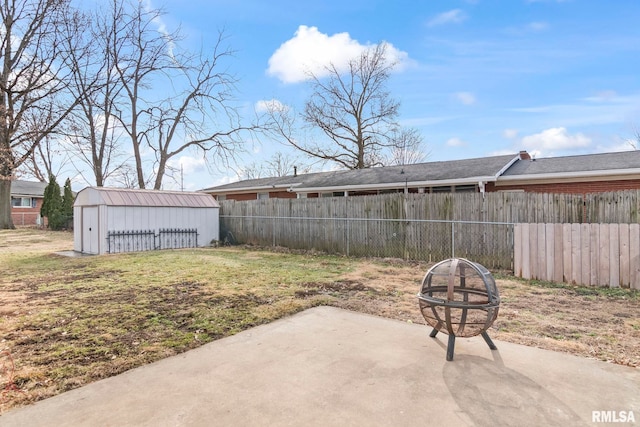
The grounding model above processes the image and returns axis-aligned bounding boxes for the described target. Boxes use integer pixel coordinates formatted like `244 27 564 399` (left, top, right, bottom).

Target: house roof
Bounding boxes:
10 180 48 197
500 150 640 182
200 171 328 193
202 153 521 195
74 187 219 208
295 154 519 193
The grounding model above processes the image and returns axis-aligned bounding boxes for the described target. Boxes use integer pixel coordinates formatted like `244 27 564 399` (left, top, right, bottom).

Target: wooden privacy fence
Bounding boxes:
220 192 588 224
220 189 640 225
514 223 640 289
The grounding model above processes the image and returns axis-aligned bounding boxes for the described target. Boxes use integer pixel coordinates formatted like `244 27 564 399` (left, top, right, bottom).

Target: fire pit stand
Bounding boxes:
417 258 500 361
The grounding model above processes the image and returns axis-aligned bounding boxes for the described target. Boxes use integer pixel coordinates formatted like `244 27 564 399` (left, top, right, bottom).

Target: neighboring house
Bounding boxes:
10 180 47 226
201 150 640 201
491 151 640 194
202 153 525 200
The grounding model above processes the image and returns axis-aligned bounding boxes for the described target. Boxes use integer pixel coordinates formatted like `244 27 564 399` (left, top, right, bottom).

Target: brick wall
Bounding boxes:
11 198 43 226
224 193 257 201
488 179 640 195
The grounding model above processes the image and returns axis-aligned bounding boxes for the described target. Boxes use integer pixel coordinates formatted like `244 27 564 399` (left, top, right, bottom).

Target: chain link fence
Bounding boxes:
220 215 514 270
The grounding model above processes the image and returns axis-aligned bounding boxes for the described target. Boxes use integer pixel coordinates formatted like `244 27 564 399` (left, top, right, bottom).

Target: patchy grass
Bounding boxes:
0 228 639 413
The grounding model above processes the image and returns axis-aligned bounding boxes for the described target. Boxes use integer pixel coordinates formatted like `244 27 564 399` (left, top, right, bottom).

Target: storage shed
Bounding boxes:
73 187 219 255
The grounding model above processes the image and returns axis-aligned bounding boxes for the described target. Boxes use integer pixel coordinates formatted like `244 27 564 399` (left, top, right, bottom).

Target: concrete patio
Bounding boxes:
1 306 638 426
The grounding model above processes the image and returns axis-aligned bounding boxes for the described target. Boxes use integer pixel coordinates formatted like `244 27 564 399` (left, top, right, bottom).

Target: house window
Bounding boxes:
453 185 477 193
216 194 226 201
431 186 452 193
257 192 269 200
321 192 344 198
11 197 36 208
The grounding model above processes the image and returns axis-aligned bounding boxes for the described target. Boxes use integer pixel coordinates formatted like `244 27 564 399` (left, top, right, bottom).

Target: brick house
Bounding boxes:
201 150 640 201
10 180 47 226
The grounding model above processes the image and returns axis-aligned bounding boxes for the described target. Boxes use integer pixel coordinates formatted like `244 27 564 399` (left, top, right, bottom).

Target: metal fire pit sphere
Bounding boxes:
417 258 500 361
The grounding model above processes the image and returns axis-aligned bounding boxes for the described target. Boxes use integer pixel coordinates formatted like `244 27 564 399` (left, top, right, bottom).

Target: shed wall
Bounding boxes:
104 206 219 249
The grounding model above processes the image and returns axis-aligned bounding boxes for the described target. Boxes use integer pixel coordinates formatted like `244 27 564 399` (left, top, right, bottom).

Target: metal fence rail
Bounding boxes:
107 230 156 254
220 215 514 270
158 228 198 249
107 228 199 253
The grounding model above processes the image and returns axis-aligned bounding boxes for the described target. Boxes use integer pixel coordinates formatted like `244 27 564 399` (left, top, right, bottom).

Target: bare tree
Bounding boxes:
20 134 69 182
385 128 429 166
108 163 138 188
61 3 131 187
241 152 312 179
103 1 255 190
268 43 403 170
147 32 258 190
0 0 79 229
110 0 172 189
628 125 640 150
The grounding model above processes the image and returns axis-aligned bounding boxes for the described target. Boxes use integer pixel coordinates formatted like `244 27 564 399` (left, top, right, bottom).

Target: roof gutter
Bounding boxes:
472 153 522 199
203 183 304 195
11 193 41 197
295 176 498 194
496 168 640 185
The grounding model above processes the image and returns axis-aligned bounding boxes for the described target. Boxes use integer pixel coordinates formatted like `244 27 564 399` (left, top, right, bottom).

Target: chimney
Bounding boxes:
519 150 531 160
293 166 297 177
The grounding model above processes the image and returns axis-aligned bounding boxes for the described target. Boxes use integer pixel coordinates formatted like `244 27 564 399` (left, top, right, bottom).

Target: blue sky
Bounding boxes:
145 0 640 190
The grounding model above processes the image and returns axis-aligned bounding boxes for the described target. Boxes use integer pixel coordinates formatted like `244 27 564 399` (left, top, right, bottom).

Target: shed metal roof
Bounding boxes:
74 187 219 208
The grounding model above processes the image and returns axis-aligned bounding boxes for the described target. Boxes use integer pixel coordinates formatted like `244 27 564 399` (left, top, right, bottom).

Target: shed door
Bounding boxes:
82 206 99 254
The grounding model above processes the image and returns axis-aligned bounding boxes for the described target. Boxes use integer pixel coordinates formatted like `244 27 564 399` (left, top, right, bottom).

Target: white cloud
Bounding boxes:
255 99 288 113
267 25 409 84
490 148 519 156
503 21 549 36
503 129 519 139
167 155 206 175
446 137 467 147
520 127 591 151
427 9 467 27
455 92 476 105
527 21 549 31
584 90 618 102
510 92 640 128
143 0 175 57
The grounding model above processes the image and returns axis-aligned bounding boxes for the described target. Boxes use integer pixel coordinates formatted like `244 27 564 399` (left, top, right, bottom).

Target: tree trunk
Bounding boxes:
153 155 167 190
0 179 14 229
0 134 16 228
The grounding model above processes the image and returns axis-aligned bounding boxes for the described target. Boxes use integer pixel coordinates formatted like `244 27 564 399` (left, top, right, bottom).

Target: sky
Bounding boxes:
76 0 640 191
